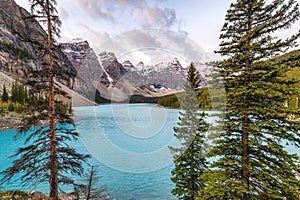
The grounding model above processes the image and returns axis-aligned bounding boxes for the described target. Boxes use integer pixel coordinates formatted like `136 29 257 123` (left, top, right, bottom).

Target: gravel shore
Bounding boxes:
0 112 22 130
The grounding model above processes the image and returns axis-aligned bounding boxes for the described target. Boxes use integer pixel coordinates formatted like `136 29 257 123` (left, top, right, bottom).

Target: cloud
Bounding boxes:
131 5 176 28
59 7 70 20
75 23 111 47
71 0 178 29
96 28 210 64
59 22 110 49
75 0 115 22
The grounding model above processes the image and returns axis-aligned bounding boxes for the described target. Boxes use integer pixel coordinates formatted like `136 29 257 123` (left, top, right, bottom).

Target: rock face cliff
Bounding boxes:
0 0 206 104
0 0 99 106
98 51 127 82
0 0 76 89
60 42 143 102
60 39 185 102
60 39 110 101
133 58 187 90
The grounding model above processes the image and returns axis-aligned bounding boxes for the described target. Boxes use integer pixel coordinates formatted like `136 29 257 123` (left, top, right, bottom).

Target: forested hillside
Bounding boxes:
157 88 211 109
158 49 300 111
284 49 300 109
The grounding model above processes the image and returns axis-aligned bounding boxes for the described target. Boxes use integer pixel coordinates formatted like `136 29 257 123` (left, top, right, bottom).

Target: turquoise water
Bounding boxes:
1 103 298 199
73 103 182 199
0 103 194 199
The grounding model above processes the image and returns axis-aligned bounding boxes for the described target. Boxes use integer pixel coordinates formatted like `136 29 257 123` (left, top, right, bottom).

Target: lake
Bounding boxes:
1 103 216 200
1 103 298 199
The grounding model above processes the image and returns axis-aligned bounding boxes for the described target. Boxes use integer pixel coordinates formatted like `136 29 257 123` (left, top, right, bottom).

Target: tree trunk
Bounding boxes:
241 3 252 196
86 166 94 200
190 140 195 198
242 115 249 186
190 110 196 199
46 0 58 199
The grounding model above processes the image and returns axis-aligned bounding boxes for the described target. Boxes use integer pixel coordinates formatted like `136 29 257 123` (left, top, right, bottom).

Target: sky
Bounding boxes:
14 0 300 65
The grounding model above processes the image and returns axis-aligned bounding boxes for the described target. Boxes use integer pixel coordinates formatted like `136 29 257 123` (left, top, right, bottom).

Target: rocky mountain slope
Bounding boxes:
0 0 97 106
60 39 110 101
0 0 209 104
60 39 185 102
132 58 186 90
0 0 75 85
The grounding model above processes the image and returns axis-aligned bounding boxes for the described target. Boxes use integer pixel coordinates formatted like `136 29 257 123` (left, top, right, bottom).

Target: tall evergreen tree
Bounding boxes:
199 0 300 199
1 84 9 102
1 1 89 200
170 63 209 200
11 81 28 103
43 0 60 197
11 81 17 102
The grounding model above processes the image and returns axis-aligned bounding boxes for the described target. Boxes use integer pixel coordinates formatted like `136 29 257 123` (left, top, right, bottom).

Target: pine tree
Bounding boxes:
30 0 61 198
169 63 209 200
11 81 17 102
1 1 89 199
199 0 300 199
10 81 27 104
1 84 9 102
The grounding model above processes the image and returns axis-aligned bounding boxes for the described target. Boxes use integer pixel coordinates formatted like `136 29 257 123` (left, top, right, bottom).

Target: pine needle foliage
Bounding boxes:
199 0 300 199
170 63 209 200
1 84 9 102
1 1 89 199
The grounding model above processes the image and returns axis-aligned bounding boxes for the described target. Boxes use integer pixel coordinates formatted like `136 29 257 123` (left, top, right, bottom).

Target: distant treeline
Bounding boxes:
77 83 300 111
0 81 28 113
0 81 71 114
128 95 160 104
157 88 211 109
94 92 160 104
94 88 212 109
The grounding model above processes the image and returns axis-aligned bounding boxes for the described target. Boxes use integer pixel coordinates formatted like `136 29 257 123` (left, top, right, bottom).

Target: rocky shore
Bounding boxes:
0 190 81 200
0 112 22 130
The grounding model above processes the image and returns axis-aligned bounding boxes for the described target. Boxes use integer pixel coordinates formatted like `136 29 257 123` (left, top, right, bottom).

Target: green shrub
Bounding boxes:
7 101 14 111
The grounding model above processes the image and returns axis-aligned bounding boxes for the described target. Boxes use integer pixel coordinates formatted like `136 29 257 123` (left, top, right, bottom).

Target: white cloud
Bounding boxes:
131 5 176 28
96 28 211 64
59 7 70 21
70 0 178 29
77 24 110 46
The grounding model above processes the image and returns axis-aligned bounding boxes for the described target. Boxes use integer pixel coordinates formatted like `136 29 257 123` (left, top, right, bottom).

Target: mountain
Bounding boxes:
59 38 216 102
0 0 208 104
98 51 127 82
60 39 182 102
0 0 95 106
60 39 111 101
132 57 186 90
60 41 137 102
0 0 76 85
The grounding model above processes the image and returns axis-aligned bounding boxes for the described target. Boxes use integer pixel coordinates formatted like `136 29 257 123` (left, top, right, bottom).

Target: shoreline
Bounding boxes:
0 112 22 131
6 103 298 132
